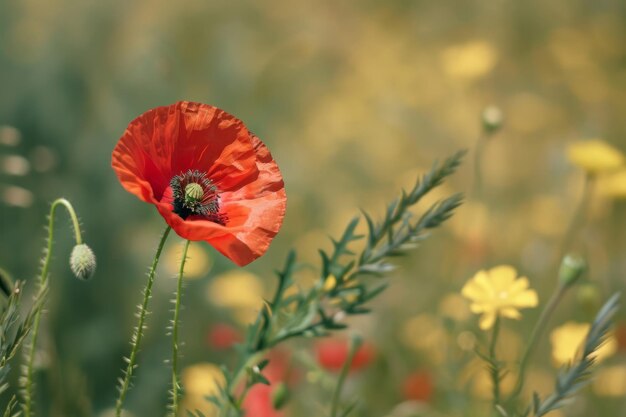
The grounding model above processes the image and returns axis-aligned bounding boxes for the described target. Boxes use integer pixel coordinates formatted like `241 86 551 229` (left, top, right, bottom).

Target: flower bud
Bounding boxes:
271 382 290 410
481 105 503 135
558 254 586 286
70 244 96 280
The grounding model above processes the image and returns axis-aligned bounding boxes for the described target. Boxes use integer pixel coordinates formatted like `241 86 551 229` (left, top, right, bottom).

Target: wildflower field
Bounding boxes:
1 1 625 417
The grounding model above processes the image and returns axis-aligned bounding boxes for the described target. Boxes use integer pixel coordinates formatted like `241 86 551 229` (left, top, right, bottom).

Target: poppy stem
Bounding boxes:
116 225 172 417
22 198 84 417
169 239 191 417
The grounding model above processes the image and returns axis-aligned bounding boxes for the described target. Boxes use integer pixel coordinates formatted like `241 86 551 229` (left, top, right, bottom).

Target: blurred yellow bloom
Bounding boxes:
566 139 624 174
550 321 617 366
438 293 471 322
593 364 626 397
180 363 225 417
207 270 264 309
163 242 212 279
596 168 626 199
401 313 447 364
440 40 497 80
461 265 538 330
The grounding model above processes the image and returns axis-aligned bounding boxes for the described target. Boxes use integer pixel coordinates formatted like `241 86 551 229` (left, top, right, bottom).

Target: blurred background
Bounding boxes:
1 0 626 416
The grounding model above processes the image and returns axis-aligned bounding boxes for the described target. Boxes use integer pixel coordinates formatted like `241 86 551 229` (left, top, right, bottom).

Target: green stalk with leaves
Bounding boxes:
21 198 95 417
204 150 466 417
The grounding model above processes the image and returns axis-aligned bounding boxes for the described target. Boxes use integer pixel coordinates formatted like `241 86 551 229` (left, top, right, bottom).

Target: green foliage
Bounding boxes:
0 280 48 416
215 151 465 416
530 293 621 417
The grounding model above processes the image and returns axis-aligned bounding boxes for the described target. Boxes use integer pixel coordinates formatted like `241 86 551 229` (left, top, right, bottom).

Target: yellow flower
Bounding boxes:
593 364 626 397
596 168 626 199
550 321 617 367
566 139 624 174
180 363 225 417
207 270 264 309
461 265 538 330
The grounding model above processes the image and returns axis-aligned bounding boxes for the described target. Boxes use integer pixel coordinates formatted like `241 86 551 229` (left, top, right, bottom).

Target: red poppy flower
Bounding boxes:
207 323 242 350
315 338 375 372
402 370 434 403
112 101 286 266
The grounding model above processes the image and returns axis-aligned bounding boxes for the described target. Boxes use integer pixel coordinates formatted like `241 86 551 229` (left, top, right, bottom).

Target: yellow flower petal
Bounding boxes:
511 289 539 308
462 265 538 330
567 139 624 174
500 308 522 320
479 311 497 330
488 265 517 290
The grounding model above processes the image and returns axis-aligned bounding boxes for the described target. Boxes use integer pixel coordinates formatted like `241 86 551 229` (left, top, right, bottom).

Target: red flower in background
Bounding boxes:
207 323 242 350
315 338 376 372
242 352 292 417
402 371 434 403
112 101 286 266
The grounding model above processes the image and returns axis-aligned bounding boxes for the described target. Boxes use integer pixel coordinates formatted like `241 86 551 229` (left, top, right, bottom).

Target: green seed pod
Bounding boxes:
271 382 290 410
185 182 204 202
70 244 96 280
558 254 586 287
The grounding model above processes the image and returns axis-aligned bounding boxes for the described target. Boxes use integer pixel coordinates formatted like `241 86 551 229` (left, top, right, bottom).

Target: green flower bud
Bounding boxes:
271 382 290 410
70 244 96 280
481 105 503 135
558 254 586 286
185 182 204 202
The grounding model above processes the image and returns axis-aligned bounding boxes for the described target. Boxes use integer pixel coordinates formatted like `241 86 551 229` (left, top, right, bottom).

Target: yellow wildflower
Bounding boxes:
549 321 617 366
207 270 264 309
180 363 225 417
566 139 624 174
596 168 626 199
461 265 538 330
593 364 626 397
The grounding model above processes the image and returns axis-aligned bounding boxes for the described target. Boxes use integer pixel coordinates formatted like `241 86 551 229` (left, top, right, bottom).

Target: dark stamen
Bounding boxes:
170 170 227 225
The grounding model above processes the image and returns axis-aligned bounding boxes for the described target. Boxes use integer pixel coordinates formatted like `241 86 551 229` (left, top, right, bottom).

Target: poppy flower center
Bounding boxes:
170 170 226 225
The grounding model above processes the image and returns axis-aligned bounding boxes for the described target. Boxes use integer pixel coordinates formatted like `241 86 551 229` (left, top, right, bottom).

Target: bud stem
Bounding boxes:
169 239 191 417
507 282 568 405
116 225 172 417
22 198 85 417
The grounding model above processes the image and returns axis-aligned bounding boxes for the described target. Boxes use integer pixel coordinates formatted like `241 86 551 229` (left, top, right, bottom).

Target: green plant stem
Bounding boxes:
169 240 190 417
330 337 362 417
22 198 83 417
222 352 265 417
490 316 501 408
508 283 568 403
473 135 486 198
560 173 593 257
116 226 172 417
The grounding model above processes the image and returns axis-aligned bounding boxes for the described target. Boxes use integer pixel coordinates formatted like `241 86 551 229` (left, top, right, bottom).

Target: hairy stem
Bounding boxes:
169 240 191 417
116 226 172 417
22 198 84 417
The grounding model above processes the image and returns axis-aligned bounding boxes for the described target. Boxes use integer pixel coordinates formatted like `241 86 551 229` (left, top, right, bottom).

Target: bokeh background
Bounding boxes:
1 0 626 416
